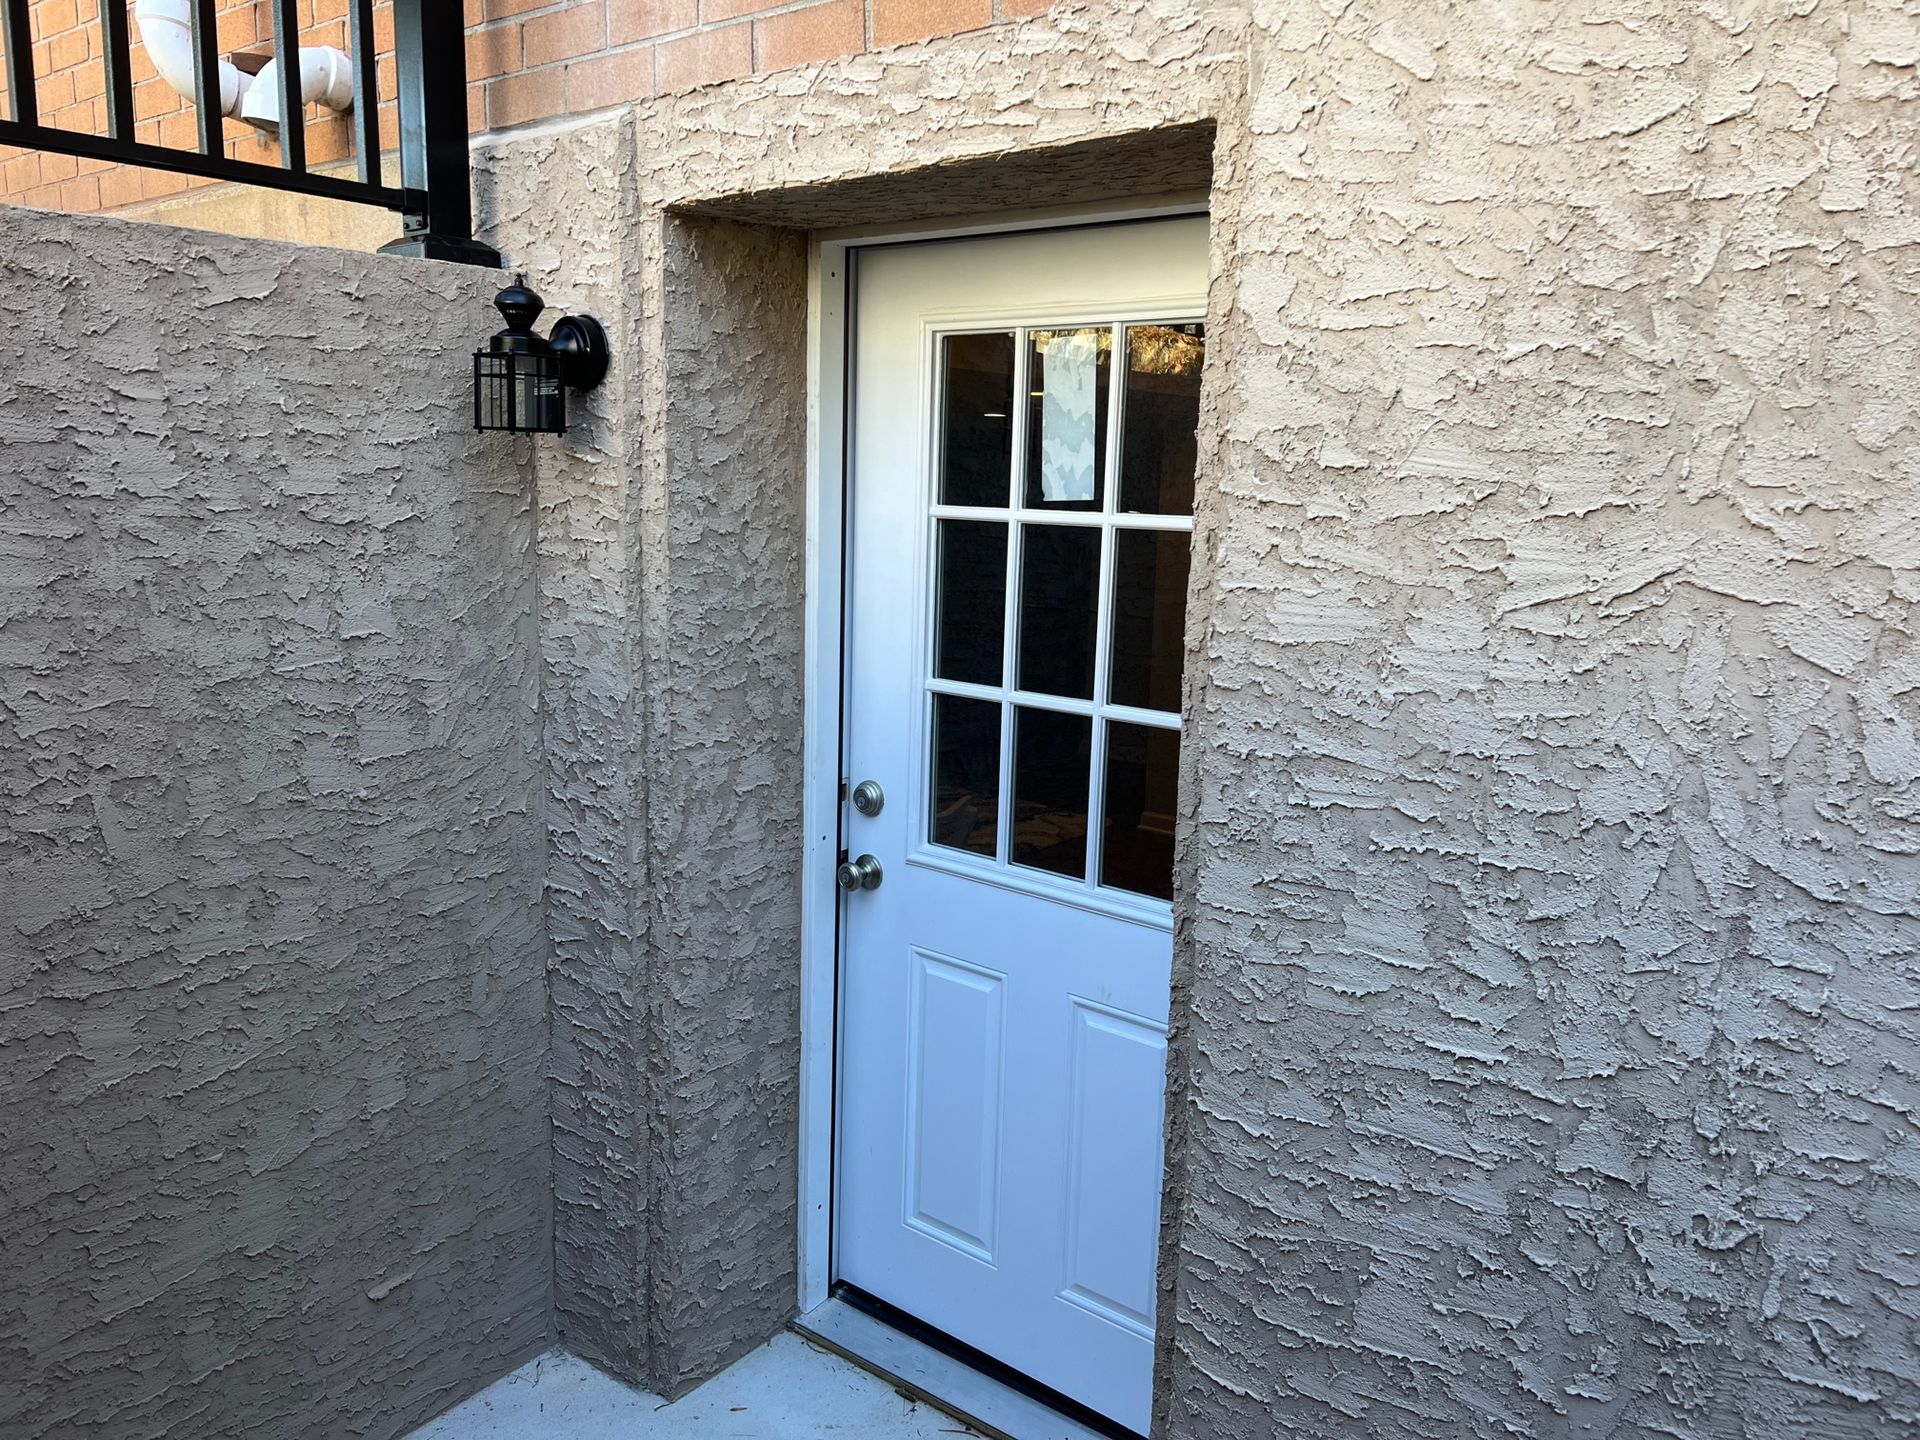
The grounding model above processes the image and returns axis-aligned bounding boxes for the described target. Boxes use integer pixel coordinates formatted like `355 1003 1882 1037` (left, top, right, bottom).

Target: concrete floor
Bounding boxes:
408 1332 983 1439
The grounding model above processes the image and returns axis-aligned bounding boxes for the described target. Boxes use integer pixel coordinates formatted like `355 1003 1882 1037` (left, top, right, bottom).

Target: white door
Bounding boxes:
835 218 1208 1435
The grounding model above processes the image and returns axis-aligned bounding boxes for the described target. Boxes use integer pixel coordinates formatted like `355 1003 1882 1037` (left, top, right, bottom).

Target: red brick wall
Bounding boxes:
466 0 1053 127
0 0 1052 215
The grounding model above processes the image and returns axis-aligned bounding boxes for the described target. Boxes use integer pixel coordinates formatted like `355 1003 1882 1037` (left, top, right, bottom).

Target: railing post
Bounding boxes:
187 0 224 155
379 0 500 266
99 0 135 140
270 0 307 172
2 0 38 125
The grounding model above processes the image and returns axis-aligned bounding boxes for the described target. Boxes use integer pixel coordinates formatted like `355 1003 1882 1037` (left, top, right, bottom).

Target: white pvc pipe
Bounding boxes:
133 0 250 117
133 0 357 136
239 46 355 133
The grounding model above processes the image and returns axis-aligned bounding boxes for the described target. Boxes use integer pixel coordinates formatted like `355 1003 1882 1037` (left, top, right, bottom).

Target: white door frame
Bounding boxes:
796 195 1211 1316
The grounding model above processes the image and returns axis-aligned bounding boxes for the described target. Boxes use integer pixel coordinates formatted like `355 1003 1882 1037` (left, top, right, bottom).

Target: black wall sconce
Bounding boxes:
473 275 609 435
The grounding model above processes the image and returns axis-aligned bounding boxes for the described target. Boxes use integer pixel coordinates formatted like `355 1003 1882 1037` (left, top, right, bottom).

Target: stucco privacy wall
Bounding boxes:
0 206 550 1439
1164 2 1920 1438
466 0 1243 1395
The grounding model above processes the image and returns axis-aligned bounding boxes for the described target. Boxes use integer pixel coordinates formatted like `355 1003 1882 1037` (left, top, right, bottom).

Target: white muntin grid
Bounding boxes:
917 314 1201 912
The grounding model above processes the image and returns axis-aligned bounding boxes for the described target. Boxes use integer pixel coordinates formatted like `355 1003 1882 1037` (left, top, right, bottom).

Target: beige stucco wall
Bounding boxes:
1171 2 1920 1436
6 0 1915 1433
100 156 405 255
464 0 1241 1399
0 207 551 1438
468 0 1920 1433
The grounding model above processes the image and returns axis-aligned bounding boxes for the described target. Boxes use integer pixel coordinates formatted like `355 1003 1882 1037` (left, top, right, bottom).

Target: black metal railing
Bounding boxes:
0 0 498 265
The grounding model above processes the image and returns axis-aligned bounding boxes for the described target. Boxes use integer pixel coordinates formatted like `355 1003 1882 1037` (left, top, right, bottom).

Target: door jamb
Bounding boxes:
796 193 1211 1316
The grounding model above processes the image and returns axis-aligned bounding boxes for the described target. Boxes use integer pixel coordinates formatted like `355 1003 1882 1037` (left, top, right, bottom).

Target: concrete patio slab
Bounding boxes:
407 1332 984 1439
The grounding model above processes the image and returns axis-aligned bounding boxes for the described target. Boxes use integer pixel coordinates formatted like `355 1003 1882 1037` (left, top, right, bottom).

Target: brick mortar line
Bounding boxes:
472 0 864 47
479 0 884 97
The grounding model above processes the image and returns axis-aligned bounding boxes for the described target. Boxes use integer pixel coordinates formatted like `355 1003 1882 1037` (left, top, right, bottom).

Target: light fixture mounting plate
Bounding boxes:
550 314 610 392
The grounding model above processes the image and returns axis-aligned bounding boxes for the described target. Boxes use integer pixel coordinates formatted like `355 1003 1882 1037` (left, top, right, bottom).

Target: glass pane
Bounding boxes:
940 333 1016 507
1012 707 1092 879
1109 529 1190 713
930 694 1000 857
1017 524 1100 700
1102 721 1179 900
934 520 1008 686
1119 323 1205 516
1024 327 1111 511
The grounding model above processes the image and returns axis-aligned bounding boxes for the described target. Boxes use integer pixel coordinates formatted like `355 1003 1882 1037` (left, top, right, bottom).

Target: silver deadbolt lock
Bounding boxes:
836 854 883 892
851 780 885 817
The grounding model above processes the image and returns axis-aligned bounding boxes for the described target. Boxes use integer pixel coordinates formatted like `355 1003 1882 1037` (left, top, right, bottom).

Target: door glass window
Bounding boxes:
939 332 1016 507
935 520 1008 686
1100 721 1179 900
1017 524 1099 700
1108 529 1189 713
1117 324 1204 516
1024 328 1110 511
1012 707 1093 879
929 694 1000 858
925 319 1204 904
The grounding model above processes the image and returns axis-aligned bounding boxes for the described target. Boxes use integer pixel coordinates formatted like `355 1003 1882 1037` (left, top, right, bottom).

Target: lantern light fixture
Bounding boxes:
473 275 609 435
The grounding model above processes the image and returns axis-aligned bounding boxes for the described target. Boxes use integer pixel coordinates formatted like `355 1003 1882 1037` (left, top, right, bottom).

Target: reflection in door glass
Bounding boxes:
1109 528 1190 714
1118 324 1204 516
1017 524 1100 700
1025 328 1111 511
940 333 1016 507
1012 706 1092 880
1102 721 1179 901
929 694 1000 858
935 520 1008 686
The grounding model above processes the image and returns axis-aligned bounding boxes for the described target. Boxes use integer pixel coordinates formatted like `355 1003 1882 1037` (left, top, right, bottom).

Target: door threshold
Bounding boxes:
792 1289 1137 1440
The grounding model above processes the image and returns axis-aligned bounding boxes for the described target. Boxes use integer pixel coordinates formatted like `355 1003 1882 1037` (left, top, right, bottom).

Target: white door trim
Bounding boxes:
797 196 1211 1319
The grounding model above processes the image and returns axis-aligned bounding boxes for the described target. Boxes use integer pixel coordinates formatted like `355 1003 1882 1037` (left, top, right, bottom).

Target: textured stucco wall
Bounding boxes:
1162 2 1920 1438
476 117 656 1385
478 125 813 1398
514 0 1919 1429
467 0 1241 1396
82 0 1896 1431
0 206 551 1439
635 211 809 1390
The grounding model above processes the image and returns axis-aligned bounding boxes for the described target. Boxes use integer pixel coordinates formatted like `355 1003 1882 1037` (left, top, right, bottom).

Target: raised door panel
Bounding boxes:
905 949 1007 1262
1058 1000 1167 1336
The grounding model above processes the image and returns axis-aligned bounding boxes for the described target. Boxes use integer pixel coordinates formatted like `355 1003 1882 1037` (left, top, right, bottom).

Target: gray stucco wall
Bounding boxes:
637 212 809 1389
477 116 655 1384
0 207 551 1439
467 0 1239 1395
1165 2 1920 1437
474 120 811 1397
476 125 813 1397
11 0 1911 1433
471 0 1920 1433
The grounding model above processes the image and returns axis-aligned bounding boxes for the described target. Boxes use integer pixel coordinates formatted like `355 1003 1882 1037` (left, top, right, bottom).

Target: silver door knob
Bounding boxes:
836 854 883 892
